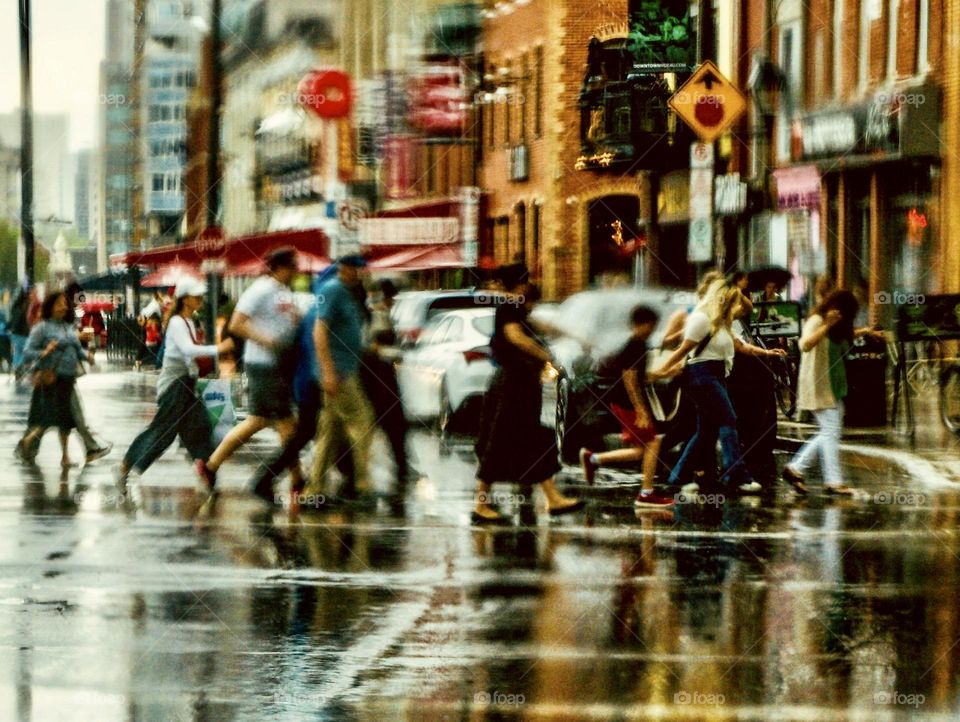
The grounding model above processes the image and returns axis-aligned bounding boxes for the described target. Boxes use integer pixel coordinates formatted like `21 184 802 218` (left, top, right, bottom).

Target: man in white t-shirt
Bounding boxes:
197 247 301 489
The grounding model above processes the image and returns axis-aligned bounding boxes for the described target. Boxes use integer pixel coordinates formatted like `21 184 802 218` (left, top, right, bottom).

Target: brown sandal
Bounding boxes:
782 466 808 495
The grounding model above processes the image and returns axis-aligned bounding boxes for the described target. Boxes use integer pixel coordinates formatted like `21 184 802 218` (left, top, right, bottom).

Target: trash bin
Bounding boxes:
844 335 888 427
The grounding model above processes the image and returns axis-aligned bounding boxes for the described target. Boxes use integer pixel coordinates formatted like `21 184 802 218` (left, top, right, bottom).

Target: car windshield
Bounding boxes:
425 294 477 319
392 296 429 330
471 313 495 338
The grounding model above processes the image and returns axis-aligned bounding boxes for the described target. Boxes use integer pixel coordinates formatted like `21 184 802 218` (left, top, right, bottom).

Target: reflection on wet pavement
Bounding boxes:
1 371 959 720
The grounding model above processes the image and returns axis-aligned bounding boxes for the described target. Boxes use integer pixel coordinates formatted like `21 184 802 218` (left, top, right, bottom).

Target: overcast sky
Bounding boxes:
0 0 107 151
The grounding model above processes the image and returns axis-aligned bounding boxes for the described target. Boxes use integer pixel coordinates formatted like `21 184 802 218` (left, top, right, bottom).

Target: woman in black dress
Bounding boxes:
473 265 583 523
17 291 90 468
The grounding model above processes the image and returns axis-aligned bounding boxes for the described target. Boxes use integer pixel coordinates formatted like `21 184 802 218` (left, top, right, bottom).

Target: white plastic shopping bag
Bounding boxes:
198 378 237 445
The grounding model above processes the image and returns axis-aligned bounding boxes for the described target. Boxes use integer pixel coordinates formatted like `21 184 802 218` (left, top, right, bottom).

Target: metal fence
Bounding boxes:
105 314 145 364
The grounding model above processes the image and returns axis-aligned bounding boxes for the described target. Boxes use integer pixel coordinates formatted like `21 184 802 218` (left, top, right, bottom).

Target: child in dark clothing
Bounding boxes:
579 305 683 507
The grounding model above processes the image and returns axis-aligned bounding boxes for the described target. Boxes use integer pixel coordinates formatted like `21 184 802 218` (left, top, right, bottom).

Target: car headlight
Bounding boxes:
541 361 559 383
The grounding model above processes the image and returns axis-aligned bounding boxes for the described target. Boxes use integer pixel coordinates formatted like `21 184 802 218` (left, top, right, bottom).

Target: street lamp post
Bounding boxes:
18 0 34 285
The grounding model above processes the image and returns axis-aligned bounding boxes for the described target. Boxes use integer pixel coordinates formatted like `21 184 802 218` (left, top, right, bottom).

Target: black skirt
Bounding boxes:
28 377 76 431
475 366 561 485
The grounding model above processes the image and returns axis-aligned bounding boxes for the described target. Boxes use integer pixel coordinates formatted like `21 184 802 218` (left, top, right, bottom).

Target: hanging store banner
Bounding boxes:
383 135 418 199
358 217 460 246
407 62 469 136
337 117 355 182
773 165 821 210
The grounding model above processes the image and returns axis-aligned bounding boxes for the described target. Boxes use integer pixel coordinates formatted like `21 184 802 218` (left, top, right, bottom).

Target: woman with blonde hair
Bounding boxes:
653 278 759 494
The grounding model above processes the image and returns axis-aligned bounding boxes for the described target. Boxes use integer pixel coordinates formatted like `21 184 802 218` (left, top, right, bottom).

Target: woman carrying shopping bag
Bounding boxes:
117 279 232 490
782 290 861 496
16 291 90 468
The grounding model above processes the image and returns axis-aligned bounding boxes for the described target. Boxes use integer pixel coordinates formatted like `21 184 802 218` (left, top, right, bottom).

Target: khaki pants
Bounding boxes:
309 375 375 493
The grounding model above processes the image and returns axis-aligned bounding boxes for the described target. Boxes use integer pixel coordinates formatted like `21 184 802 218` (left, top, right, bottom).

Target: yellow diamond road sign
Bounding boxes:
668 60 747 144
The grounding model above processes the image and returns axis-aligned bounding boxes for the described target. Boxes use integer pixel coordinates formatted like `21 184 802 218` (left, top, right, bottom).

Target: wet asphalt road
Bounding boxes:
1 369 960 721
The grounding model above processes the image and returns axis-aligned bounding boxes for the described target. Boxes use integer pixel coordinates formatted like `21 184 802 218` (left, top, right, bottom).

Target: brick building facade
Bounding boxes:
739 0 956 325
480 0 652 299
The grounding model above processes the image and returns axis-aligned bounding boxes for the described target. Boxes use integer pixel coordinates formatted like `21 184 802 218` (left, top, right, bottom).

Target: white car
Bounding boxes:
397 307 496 432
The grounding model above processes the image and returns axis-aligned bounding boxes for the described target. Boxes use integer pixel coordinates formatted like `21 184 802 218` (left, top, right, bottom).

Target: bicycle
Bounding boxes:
940 358 960 434
748 324 799 419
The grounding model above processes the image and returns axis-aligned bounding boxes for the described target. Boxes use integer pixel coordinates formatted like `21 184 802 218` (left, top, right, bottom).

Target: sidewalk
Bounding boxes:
776 395 960 485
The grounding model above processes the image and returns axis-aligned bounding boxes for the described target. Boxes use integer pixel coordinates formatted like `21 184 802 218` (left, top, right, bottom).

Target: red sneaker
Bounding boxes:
579 448 597 486
194 459 217 492
634 490 675 508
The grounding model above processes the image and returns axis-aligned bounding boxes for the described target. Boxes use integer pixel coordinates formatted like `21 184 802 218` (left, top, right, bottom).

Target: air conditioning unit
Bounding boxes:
508 144 529 182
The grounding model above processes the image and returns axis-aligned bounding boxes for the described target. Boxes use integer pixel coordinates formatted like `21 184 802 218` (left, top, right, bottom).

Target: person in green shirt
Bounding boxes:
783 290 860 495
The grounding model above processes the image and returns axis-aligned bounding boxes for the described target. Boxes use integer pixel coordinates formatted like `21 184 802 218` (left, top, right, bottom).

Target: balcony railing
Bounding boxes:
577 63 693 171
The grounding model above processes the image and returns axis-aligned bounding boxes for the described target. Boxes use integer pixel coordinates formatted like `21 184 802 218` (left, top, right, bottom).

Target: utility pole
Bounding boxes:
129 0 147 318
18 0 34 285
204 0 222 344
131 0 147 255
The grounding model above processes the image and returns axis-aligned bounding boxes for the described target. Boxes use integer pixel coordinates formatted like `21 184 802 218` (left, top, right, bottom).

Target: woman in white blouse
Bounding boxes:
117 279 231 490
653 278 759 494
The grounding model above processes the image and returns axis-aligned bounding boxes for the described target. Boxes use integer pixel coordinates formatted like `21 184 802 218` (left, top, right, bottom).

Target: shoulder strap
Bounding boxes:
177 315 198 344
691 331 713 359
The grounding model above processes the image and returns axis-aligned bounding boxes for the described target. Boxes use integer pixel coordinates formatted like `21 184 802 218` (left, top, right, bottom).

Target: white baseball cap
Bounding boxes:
174 278 208 298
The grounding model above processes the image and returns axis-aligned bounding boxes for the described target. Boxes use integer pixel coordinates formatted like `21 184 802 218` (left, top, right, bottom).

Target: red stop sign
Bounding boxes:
694 95 724 127
197 226 226 258
298 69 352 119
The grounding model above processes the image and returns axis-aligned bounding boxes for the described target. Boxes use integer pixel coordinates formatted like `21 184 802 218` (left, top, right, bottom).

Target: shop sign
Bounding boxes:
383 135 417 199
658 170 689 224
799 93 904 160
773 165 821 211
407 62 468 136
714 173 747 215
358 217 460 246
896 294 960 341
459 186 481 267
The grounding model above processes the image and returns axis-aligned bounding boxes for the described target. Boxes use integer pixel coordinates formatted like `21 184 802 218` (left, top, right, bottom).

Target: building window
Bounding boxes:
917 0 930 72
531 201 542 277
152 174 164 192
515 202 526 265
486 95 495 149
778 23 801 160
814 30 825 101
858 0 871 92
503 66 512 146
496 216 510 261
887 0 899 80
833 0 844 98
520 52 529 140
534 46 543 138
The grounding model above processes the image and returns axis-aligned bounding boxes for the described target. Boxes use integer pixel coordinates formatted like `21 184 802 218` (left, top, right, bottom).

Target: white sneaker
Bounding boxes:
738 481 763 494
680 482 700 496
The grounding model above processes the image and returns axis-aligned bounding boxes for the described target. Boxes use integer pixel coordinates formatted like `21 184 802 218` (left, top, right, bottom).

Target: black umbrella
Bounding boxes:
747 265 792 293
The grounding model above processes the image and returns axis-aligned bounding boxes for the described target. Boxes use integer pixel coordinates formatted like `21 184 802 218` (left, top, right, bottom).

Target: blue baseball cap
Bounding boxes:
337 254 368 268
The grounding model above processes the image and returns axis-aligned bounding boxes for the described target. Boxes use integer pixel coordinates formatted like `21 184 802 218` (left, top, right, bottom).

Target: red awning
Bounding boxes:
225 251 331 277
141 263 205 288
114 228 330 269
365 243 464 271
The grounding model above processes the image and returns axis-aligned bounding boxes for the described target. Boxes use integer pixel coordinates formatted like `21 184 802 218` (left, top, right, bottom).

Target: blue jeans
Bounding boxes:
11 334 27 370
668 361 753 488
789 401 844 486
